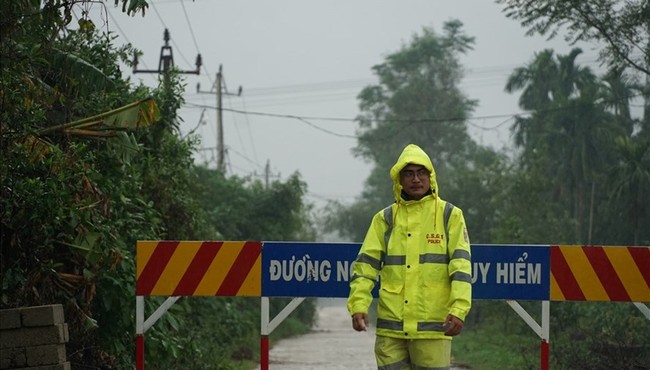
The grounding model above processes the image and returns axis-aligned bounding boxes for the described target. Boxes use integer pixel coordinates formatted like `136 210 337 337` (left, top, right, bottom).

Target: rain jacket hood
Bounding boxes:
389 144 439 202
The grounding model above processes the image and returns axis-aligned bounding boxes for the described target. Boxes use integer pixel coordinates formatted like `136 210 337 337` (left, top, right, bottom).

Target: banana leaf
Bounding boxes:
37 97 160 136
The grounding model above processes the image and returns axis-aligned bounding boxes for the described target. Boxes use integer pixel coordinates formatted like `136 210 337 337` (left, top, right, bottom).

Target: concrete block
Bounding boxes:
0 324 68 348
0 308 21 330
26 344 66 366
0 346 27 369
21 305 64 327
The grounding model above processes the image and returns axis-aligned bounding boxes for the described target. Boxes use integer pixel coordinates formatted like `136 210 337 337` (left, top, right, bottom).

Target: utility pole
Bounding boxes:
216 69 224 171
265 159 270 189
132 29 200 143
133 28 201 76
197 64 242 172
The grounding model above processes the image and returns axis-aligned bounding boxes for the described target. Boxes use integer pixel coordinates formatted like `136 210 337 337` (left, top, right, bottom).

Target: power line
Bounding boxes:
185 92 644 137
180 0 201 55
179 0 212 82
224 90 253 164
305 191 358 203
225 145 266 171
74 3 156 70
185 103 358 138
105 9 131 43
185 89 358 107
178 71 562 110
472 116 516 131
182 54 608 102
239 95 259 164
294 116 357 139
148 1 196 71
199 145 271 177
185 103 522 137
144 0 212 83
238 78 374 97
186 102 526 125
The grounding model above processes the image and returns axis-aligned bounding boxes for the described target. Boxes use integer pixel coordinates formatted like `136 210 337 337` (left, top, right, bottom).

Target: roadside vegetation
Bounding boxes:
1 1 315 368
1 1 648 369
453 301 650 369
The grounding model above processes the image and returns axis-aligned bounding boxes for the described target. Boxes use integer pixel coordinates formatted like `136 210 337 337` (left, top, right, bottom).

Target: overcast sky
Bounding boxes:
85 0 602 208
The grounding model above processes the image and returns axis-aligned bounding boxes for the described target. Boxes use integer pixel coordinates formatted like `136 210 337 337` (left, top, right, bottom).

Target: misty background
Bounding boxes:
87 0 603 207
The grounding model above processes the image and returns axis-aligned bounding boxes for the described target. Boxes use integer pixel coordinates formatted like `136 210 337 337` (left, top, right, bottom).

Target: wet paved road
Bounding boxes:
255 299 468 370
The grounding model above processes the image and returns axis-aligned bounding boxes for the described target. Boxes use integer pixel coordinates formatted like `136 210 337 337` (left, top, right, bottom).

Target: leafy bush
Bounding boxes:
1 3 317 368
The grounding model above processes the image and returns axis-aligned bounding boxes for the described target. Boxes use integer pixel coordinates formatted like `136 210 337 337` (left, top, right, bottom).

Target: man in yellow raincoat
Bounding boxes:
348 144 472 369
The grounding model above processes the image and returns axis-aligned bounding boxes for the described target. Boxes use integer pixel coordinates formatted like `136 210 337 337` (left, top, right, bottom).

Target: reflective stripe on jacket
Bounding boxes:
347 144 472 340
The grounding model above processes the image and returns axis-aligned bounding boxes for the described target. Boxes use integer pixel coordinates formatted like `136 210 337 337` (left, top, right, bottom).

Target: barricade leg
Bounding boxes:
136 296 145 370
261 335 269 370
541 339 549 370
136 334 144 370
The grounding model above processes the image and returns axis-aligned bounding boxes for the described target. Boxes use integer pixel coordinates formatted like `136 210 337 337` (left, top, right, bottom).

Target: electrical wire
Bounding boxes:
180 0 201 56
185 102 528 124
105 8 131 43
72 2 155 71
223 80 249 163
185 103 358 138
149 2 168 29
179 0 213 82
305 191 358 203
185 89 645 137
182 51 610 112
226 145 266 171
240 96 260 164
149 1 195 70
184 60 605 110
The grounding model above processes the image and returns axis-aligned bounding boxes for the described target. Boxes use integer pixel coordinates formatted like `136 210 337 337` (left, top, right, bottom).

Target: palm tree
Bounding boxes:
505 48 620 242
609 137 650 245
600 67 639 136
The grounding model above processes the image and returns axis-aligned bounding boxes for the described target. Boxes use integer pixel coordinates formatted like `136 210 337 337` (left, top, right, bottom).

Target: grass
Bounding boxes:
451 320 542 370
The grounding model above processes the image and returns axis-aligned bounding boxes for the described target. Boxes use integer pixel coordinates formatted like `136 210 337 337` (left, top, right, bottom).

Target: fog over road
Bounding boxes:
256 299 468 370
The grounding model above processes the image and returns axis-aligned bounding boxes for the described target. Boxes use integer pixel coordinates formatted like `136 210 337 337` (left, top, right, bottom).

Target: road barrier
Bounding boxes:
135 242 650 370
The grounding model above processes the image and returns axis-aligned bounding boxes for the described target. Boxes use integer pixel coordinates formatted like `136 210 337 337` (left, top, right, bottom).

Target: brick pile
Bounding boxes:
0 304 70 370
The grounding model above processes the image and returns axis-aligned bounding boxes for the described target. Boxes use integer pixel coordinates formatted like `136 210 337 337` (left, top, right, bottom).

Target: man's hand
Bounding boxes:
351 313 368 332
444 314 464 336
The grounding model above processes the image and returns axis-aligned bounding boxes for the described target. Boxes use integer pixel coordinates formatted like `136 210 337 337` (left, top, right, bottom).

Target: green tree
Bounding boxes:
0 0 150 122
326 20 501 243
194 167 316 241
500 48 650 370
601 67 639 136
594 67 650 245
496 0 650 77
1 1 160 364
504 48 624 243
606 136 650 244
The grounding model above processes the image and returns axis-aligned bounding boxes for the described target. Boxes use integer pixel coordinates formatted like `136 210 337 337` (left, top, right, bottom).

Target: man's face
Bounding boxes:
399 164 431 200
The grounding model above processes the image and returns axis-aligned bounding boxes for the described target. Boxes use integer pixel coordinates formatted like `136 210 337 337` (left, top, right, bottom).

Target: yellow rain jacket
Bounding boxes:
347 144 472 340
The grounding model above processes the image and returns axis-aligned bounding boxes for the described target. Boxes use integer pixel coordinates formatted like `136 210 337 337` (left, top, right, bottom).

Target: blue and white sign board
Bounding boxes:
262 242 551 300
471 245 550 300
262 242 361 297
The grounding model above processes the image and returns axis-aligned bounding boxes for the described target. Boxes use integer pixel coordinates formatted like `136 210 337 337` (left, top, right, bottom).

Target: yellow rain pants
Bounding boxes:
375 335 451 370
